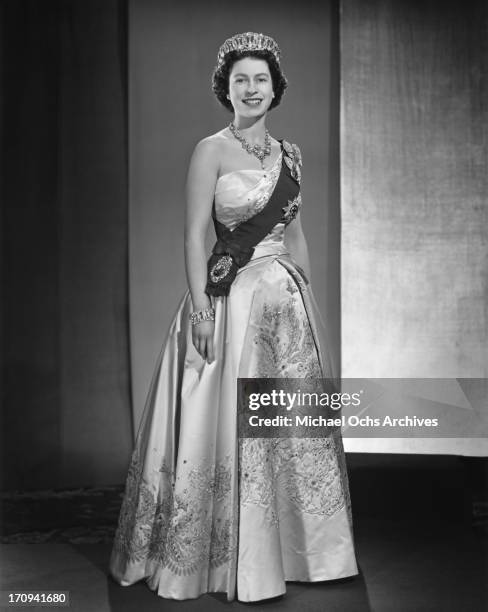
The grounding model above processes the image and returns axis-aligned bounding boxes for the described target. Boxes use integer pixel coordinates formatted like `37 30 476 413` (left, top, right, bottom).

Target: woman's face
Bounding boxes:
227 57 274 118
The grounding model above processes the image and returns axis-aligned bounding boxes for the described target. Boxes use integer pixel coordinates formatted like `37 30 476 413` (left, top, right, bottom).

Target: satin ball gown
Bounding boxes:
108 143 358 602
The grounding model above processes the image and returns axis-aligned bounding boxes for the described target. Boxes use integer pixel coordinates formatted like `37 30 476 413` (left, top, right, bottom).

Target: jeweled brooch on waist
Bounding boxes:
210 254 233 283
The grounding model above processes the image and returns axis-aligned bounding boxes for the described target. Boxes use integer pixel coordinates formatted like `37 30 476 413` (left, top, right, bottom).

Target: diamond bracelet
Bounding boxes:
189 306 215 326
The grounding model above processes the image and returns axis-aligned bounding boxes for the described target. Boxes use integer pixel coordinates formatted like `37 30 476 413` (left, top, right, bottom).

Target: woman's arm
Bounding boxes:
184 138 220 362
284 210 312 282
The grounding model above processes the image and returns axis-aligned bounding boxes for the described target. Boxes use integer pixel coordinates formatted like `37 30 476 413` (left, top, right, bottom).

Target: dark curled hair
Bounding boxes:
212 50 288 112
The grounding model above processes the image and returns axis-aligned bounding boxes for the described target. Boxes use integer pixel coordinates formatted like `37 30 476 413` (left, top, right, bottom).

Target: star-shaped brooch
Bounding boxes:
282 194 302 224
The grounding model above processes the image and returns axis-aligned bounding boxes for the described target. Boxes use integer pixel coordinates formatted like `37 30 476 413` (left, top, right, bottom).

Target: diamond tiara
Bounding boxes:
216 32 281 68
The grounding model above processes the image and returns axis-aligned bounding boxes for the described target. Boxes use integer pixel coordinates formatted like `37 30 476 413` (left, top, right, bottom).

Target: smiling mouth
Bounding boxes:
243 98 263 106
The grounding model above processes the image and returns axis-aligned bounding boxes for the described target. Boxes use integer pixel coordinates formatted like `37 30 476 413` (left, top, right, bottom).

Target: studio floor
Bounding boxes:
1 455 487 612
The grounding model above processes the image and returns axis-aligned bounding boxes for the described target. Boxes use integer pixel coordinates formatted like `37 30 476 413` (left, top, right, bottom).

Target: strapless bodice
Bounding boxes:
213 153 288 258
214 153 283 231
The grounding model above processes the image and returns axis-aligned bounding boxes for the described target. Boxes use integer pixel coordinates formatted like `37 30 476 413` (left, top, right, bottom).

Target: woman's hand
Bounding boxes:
192 320 215 364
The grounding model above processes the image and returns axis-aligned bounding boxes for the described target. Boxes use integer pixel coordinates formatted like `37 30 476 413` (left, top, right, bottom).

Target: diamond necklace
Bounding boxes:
229 122 272 169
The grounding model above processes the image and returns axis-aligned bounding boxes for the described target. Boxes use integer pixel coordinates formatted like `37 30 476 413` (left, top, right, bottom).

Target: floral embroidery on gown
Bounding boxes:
108 142 358 602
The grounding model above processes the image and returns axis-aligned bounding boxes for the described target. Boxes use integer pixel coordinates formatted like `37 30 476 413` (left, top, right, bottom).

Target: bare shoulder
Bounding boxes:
192 133 221 158
190 131 229 171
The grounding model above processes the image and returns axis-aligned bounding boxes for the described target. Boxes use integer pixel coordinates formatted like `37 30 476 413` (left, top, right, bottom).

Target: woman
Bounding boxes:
109 32 358 602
